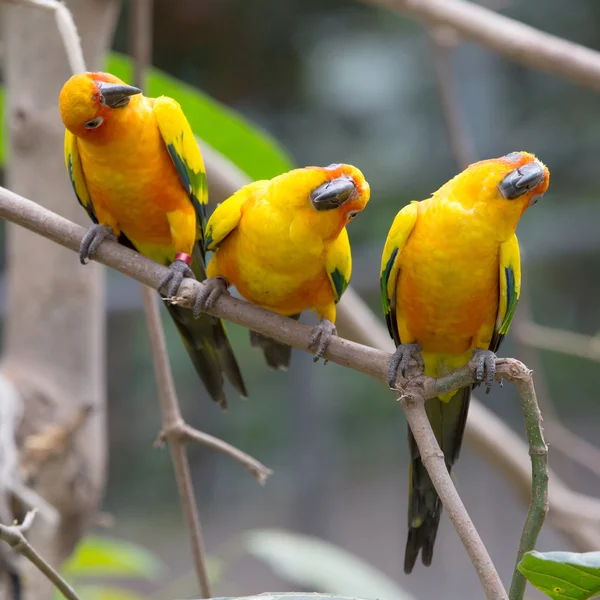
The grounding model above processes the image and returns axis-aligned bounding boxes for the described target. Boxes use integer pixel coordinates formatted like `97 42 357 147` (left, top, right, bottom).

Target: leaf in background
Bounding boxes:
243 529 416 600
105 53 294 181
212 595 375 600
61 535 166 581
1 54 294 179
518 550 600 599
0 87 4 166
55 585 148 600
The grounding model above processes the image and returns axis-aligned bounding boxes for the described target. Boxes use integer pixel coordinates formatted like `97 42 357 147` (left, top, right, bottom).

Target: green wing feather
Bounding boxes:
153 96 208 237
379 202 418 345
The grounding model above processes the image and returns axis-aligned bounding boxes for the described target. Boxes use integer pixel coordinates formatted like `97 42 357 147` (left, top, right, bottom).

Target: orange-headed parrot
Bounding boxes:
195 164 370 369
59 72 246 409
380 151 549 572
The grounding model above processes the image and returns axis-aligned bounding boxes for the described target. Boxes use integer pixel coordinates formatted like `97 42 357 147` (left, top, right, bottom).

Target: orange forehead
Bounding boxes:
320 163 370 201
58 72 130 128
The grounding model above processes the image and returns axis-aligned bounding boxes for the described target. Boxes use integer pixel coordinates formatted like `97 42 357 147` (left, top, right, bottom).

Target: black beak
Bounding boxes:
98 82 142 108
310 176 356 211
498 162 546 200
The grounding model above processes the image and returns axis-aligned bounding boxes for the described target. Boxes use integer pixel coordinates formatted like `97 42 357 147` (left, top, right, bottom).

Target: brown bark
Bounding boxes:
0 1 120 598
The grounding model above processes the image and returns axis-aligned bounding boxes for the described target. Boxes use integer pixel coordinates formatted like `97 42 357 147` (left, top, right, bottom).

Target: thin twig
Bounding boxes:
141 289 212 597
503 367 548 600
427 26 475 170
0 511 81 600
155 424 272 485
130 1 211 596
364 0 600 92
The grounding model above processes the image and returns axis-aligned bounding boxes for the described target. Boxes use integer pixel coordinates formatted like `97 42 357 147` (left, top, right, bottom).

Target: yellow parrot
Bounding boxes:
380 151 550 572
195 164 370 368
58 72 246 409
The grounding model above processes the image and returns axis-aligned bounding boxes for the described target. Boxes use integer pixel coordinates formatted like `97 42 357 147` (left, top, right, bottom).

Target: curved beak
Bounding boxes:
310 176 357 211
498 162 546 200
98 82 142 108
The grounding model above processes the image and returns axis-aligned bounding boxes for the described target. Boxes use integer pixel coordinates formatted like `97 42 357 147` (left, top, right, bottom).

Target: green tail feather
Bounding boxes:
404 386 471 573
162 243 247 409
249 313 301 371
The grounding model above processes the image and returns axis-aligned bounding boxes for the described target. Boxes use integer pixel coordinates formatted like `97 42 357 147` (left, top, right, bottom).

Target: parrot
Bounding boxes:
58 72 247 409
379 151 550 573
194 164 370 369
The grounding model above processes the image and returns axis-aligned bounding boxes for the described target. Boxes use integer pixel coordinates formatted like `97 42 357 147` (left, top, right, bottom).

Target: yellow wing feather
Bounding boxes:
490 232 521 352
64 130 96 223
325 227 352 303
204 181 267 251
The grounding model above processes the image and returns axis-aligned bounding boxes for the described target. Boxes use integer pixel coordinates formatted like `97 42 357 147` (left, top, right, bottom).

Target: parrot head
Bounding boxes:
440 151 549 238
59 72 142 141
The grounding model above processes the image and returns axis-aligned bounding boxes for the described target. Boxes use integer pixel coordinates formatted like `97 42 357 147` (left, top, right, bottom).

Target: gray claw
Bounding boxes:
159 259 195 298
79 224 116 264
472 349 497 393
308 318 337 363
193 277 229 318
388 343 424 388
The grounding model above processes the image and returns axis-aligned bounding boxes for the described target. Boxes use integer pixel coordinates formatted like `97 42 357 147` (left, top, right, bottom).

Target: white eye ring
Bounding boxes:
84 116 104 129
347 210 360 220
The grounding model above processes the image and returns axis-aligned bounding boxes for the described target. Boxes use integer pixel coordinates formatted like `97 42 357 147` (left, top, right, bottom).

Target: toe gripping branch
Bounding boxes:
308 318 337 364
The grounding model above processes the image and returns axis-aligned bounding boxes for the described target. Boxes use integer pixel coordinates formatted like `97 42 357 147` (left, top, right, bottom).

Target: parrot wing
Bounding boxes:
153 95 208 238
379 202 419 346
489 233 521 353
325 227 352 303
64 130 98 224
204 180 267 252
153 96 247 407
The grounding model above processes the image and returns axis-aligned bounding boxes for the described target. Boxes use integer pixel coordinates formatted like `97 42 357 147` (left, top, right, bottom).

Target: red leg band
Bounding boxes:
174 252 193 266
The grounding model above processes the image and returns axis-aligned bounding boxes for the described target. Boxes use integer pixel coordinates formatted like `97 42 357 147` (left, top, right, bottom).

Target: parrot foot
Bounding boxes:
308 318 337 364
159 259 196 298
471 349 498 394
193 277 229 319
79 224 116 265
388 343 424 389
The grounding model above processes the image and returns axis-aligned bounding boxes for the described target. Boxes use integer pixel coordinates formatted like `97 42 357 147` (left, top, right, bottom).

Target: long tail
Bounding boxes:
164 243 246 409
249 313 301 371
404 386 471 573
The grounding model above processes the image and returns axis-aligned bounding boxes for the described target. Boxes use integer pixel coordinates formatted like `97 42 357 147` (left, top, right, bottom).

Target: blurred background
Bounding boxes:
2 0 600 599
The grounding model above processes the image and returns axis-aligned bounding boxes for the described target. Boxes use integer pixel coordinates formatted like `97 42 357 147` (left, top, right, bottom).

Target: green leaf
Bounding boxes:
211 595 374 600
0 53 294 181
61 535 166 581
0 88 4 166
55 585 148 600
243 529 416 600
518 550 600 599
105 53 294 181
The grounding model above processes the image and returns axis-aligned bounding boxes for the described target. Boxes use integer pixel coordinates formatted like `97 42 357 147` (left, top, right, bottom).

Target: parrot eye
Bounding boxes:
347 210 360 220
84 116 104 130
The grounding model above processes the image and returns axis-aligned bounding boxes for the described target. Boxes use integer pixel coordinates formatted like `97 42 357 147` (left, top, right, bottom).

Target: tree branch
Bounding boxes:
426 31 548 599
140 289 212 598
0 511 81 600
1 184 557 599
364 0 600 92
